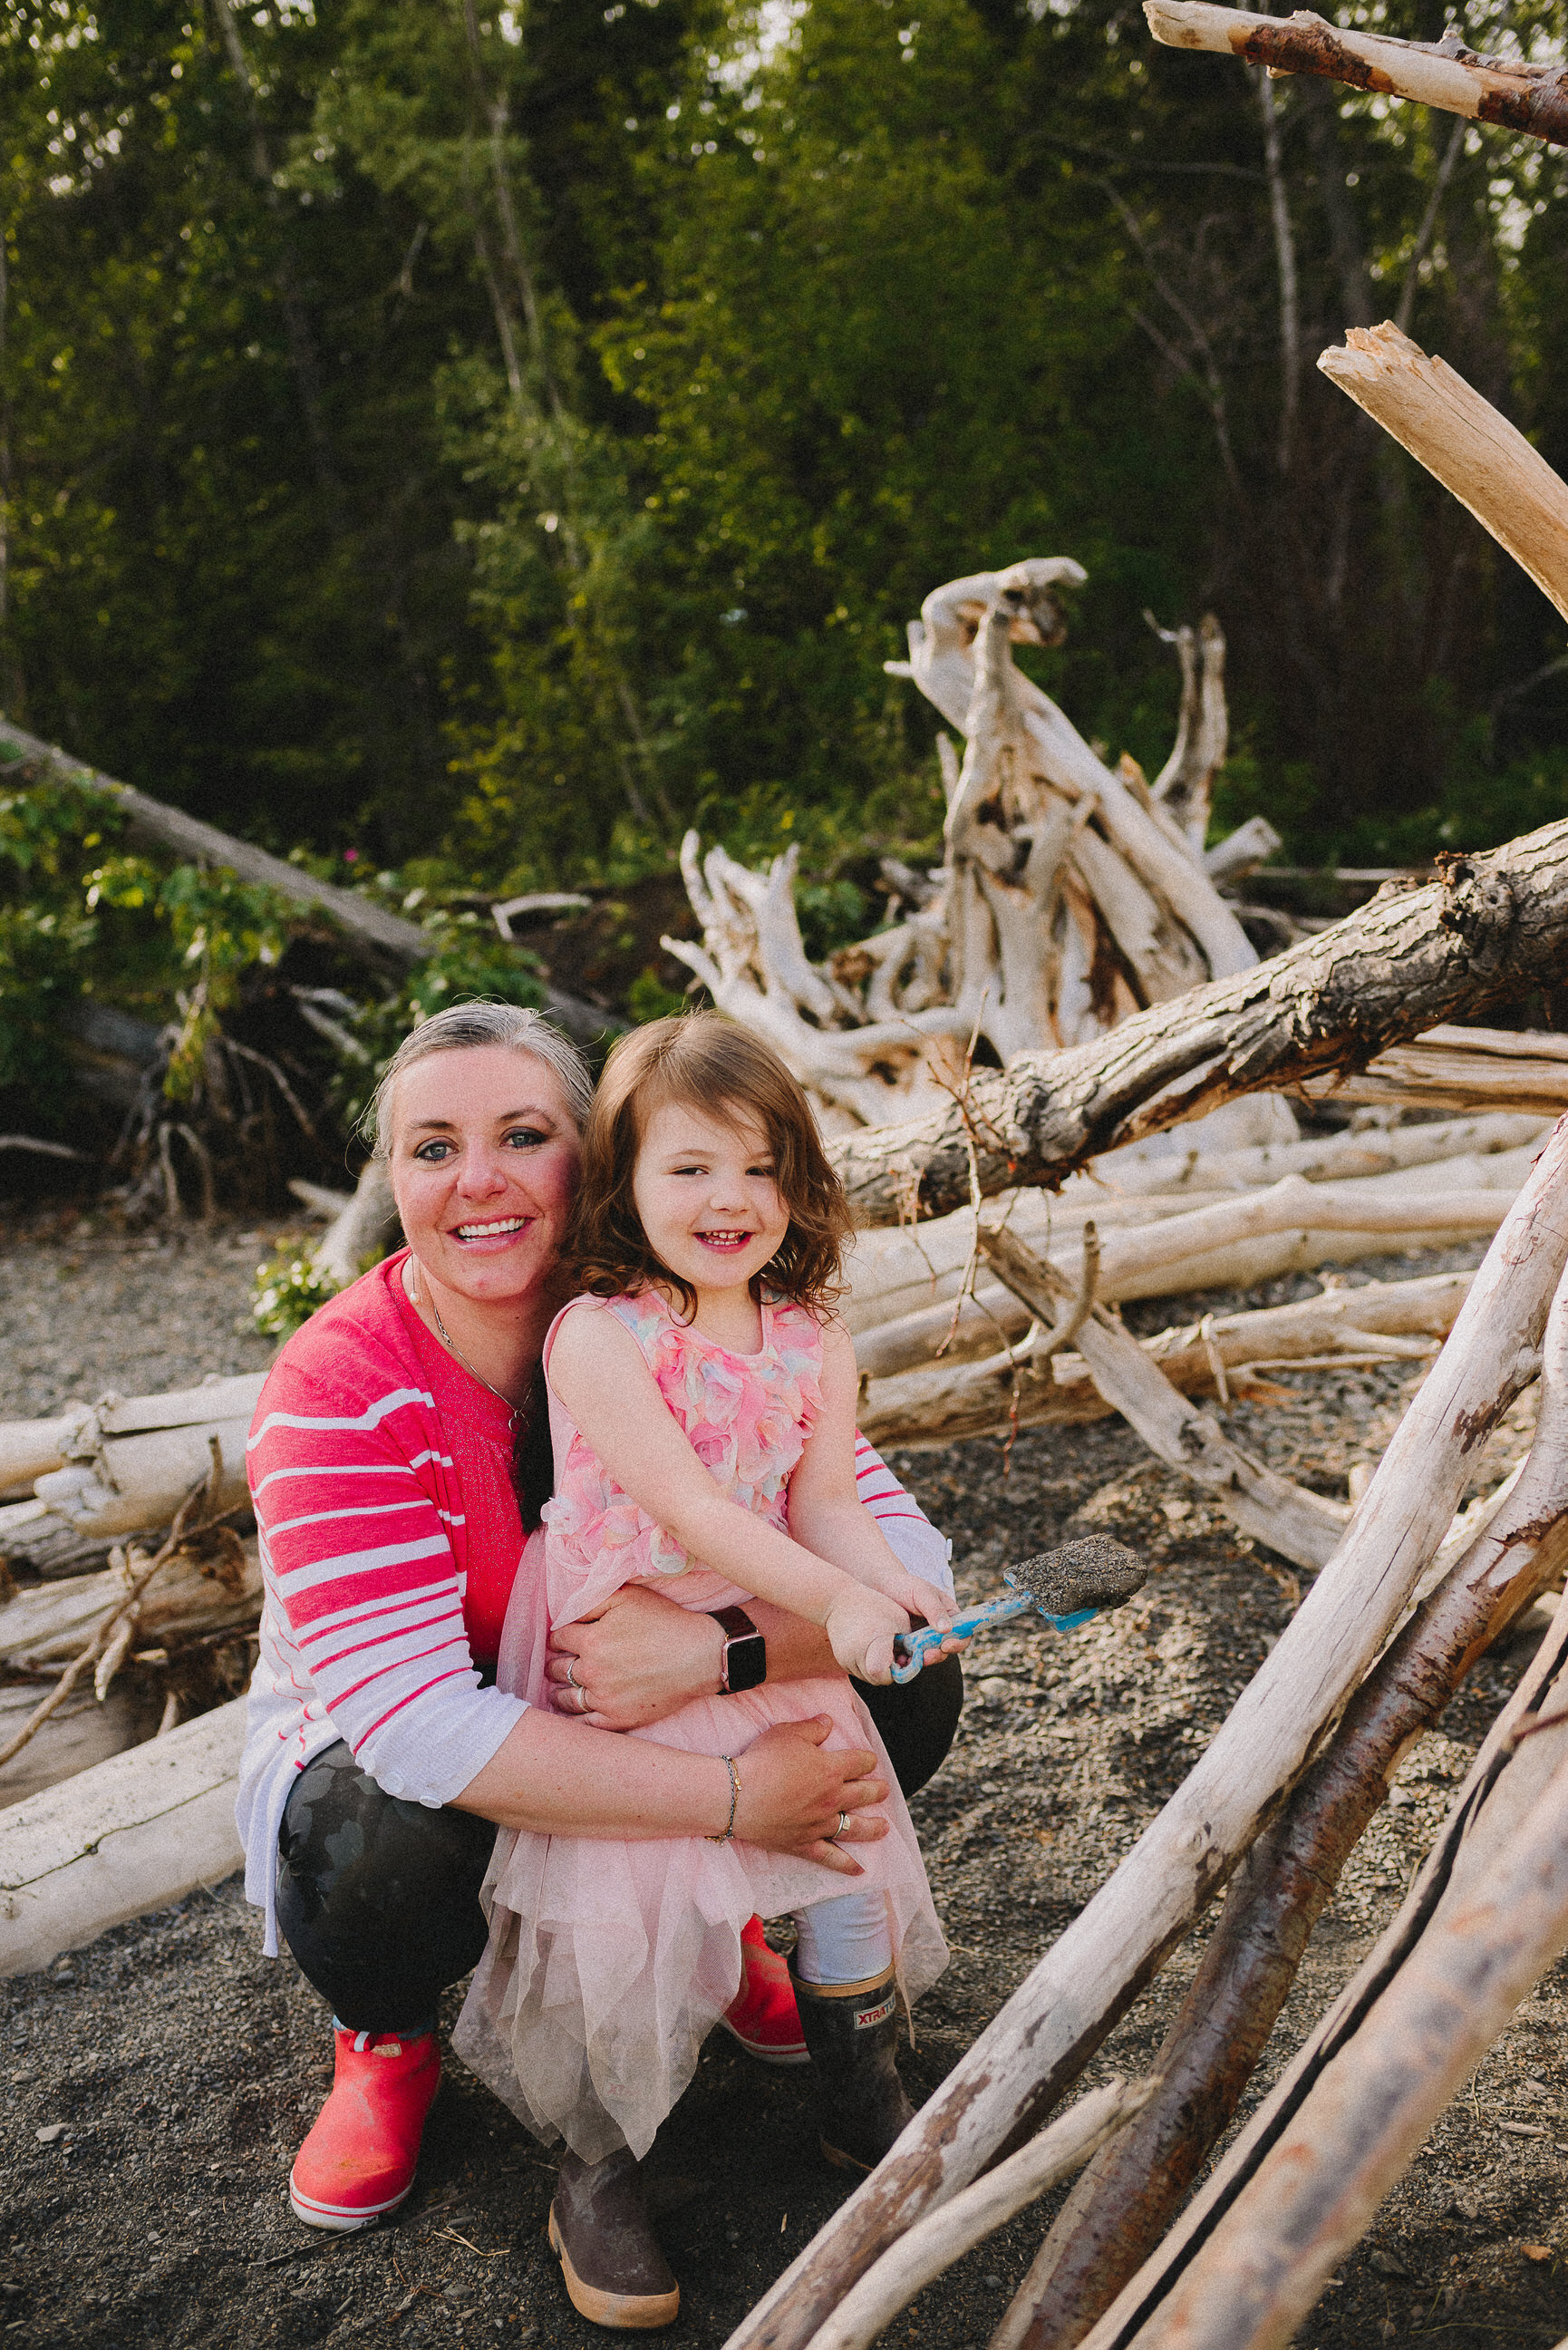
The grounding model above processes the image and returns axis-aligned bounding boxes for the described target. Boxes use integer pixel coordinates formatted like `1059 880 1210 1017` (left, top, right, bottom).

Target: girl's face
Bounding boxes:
389 1045 582 1308
632 1099 789 1298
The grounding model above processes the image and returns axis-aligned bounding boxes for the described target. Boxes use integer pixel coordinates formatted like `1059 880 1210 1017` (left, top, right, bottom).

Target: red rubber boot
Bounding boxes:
718 1918 808 2065
289 2025 441 2229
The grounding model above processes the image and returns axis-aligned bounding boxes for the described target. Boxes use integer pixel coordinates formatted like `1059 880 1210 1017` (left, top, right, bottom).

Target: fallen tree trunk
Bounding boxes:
0 718 610 1044
1089 1107 1550 1194
1079 1576 1568 2350
825 820 1568 1225
721 1118 1568 2350
1144 1 1568 149
851 1155 1527 1381
859 1269 1471 1449
0 1696 246 1976
996 1274 1568 2348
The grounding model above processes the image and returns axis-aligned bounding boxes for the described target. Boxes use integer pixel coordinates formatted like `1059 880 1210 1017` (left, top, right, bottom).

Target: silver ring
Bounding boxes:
566 1661 581 1690
834 1810 850 1842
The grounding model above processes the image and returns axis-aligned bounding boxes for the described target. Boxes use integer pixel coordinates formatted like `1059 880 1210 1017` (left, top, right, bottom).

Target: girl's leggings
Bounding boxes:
276 1655 963 2032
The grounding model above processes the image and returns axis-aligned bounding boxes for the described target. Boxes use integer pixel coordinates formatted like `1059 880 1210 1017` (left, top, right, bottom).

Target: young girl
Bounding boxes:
453 1014 952 2318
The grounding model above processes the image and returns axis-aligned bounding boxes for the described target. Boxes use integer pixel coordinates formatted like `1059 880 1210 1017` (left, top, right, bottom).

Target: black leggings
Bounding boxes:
276 1656 964 2032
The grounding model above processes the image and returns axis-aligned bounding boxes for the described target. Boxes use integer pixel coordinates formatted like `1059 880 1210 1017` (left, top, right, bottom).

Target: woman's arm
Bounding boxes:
550 1307 947 1677
450 1705 891 1874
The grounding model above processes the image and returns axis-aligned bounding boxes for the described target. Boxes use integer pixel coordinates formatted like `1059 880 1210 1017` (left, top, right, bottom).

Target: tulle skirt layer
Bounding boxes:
451 1679 947 2162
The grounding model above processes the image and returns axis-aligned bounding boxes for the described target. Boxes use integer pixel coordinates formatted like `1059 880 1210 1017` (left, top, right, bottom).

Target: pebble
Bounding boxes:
34 2124 66 2145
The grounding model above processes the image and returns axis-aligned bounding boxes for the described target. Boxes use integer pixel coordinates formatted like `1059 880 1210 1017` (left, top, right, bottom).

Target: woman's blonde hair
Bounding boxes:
366 1001 595 1155
570 1013 851 1320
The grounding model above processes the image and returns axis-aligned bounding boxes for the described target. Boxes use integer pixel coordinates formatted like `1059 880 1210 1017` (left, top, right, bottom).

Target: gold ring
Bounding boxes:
576 1684 590 1714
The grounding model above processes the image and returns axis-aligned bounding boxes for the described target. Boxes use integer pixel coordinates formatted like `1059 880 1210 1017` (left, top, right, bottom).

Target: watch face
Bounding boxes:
724 1631 768 1694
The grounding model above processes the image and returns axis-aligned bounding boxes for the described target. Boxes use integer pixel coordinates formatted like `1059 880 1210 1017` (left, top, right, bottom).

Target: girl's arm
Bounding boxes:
549 1306 947 1681
787 1320 951 1601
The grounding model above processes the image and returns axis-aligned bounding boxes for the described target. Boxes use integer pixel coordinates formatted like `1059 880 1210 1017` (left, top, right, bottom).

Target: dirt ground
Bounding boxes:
5 1212 1568 2350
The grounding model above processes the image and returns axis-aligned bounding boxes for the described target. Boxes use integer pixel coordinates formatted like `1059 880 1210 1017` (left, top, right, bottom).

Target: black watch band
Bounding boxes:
711 1605 767 1695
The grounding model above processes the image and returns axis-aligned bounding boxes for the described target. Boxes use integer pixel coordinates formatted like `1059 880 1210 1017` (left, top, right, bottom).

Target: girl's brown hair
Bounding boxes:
570 1012 853 1320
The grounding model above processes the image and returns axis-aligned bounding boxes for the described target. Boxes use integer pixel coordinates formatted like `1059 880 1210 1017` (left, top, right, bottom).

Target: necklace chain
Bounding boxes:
412 1262 522 1427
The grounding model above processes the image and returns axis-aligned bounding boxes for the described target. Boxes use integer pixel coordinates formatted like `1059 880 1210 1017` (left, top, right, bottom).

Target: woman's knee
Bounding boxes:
277 1743 497 2020
851 1655 963 1799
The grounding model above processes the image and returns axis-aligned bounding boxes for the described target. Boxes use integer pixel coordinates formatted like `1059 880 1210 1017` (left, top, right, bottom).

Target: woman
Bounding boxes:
237 1003 964 2319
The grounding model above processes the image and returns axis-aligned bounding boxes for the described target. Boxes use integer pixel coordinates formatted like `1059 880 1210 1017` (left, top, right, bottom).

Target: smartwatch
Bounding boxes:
711 1605 767 1695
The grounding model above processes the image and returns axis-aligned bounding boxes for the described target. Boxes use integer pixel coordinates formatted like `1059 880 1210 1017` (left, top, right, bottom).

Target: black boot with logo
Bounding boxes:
790 1964 916 2172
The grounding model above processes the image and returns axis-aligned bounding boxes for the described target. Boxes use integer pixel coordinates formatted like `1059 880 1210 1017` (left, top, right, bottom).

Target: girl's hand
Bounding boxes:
732 1716 890 1875
822 1586 915 1685
866 1563 953 1638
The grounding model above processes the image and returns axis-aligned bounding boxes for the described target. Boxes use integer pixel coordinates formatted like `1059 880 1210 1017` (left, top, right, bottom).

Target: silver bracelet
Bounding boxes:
706 1755 741 1843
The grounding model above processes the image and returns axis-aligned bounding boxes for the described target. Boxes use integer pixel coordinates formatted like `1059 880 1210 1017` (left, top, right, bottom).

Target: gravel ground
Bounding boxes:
5 1214 1568 2350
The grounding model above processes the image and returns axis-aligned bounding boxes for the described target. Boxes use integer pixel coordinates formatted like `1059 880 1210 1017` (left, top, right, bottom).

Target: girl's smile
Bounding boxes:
632 1101 789 1336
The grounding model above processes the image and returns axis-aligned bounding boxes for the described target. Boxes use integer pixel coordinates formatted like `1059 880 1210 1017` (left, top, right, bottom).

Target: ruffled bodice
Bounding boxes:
537 1289 827 1626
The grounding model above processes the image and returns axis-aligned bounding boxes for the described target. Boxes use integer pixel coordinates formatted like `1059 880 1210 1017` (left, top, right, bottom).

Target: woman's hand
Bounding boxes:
731 1717 889 1876
546 1585 726 1730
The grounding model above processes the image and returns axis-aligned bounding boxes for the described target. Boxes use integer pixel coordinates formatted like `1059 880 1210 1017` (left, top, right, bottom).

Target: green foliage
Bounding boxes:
250 1243 342 1339
5 0 1568 934
85 852 291 1098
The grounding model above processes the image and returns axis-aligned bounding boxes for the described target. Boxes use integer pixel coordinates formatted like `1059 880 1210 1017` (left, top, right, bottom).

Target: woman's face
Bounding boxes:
388 1044 583 1308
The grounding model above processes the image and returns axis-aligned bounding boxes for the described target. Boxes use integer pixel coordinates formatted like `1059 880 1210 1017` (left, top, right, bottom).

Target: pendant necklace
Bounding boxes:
409 1259 523 1430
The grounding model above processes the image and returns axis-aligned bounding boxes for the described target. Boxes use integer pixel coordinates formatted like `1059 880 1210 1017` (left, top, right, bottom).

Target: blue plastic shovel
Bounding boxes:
892 1535 1146 1684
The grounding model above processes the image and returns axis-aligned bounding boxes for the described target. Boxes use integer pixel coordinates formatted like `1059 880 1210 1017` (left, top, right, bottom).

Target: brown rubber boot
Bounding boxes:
547 2146 680 2331
790 1964 917 2173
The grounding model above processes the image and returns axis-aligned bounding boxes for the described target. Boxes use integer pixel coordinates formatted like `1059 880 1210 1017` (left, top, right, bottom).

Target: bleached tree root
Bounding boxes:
314 1156 400 1290
993 1274 1568 2350
1077 1573 1568 2350
825 821 1568 1225
718 1119 1568 2350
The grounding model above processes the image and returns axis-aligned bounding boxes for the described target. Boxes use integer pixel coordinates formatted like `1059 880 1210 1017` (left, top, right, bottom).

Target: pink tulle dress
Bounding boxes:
450 1288 948 2162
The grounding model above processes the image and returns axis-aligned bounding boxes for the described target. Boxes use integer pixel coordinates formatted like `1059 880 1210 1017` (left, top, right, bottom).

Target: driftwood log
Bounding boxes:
858 1268 1473 1449
720 1118 1568 2350
996 1271 1568 2347
1310 1024 1568 1116
978 1226 1350 1570
1319 326 1568 626
1145 2 1568 151
799 2080 1157 2350
1077 1569 1568 2350
824 821 1568 1224
0 1374 259 1578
